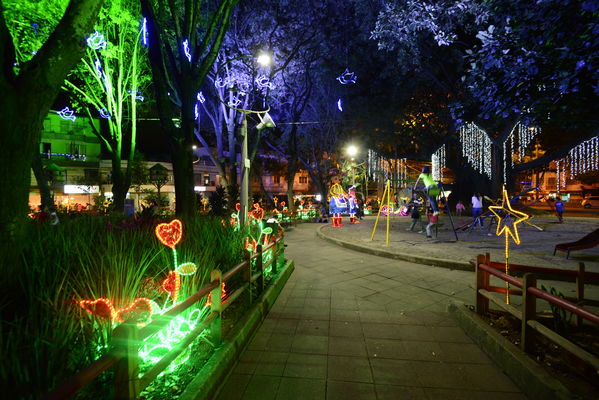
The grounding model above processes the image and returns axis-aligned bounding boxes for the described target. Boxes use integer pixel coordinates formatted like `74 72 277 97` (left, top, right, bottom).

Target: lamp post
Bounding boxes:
239 111 275 225
213 52 274 226
346 145 359 186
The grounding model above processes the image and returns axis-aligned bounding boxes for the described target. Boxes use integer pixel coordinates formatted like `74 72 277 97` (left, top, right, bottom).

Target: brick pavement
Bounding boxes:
215 224 527 400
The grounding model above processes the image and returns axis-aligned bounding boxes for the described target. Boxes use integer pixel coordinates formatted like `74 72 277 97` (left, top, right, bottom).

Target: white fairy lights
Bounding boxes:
367 149 407 183
459 122 492 179
517 124 540 162
431 144 445 181
568 136 599 178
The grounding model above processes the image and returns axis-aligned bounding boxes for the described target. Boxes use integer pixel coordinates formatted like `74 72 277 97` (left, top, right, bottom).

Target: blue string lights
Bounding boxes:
255 75 275 90
128 89 144 101
86 31 107 50
337 98 343 112
183 39 191 62
57 107 76 122
98 108 111 119
336 68 357 84
142 18 148 46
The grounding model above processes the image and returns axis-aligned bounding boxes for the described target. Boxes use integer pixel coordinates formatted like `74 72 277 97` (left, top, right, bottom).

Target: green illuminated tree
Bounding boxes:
141 0 239 215
0 0 104 241
64 0 148 213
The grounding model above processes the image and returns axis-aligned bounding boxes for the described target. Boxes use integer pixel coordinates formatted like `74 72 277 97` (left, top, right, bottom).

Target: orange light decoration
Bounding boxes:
206 283 227 307
80 297 154 324
80 298 116 321
115 298 153 324
249 203 264 221
155 219 183 249
488 186 530 304
162 270 181 303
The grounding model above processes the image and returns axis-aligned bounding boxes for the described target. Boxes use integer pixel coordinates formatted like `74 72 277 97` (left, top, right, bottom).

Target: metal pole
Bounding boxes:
240 114 249 226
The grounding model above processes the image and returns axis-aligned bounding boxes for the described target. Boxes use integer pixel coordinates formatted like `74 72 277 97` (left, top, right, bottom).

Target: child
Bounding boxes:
555 197 564 223
348 186 360 223
455 200 465 216
414 166 440 215
406 198 425 233
425 206 439 239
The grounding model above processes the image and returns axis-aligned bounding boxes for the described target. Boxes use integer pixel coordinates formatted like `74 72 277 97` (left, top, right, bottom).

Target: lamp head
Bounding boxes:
347 145 358 157
256 112 276 130
256 53 272 67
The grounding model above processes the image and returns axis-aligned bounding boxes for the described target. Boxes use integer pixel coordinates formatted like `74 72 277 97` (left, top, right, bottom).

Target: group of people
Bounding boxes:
405 196 440 239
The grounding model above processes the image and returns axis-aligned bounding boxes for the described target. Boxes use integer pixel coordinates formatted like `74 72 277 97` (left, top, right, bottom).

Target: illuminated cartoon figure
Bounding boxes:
347 186 360 224
329 176 348 227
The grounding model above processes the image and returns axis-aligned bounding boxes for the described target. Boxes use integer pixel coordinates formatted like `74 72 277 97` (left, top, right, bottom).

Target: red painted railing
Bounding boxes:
474 253 599 370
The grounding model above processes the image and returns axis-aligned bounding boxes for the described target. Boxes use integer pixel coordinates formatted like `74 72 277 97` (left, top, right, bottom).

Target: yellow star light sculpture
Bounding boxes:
489 187 530 244
488 186 530 304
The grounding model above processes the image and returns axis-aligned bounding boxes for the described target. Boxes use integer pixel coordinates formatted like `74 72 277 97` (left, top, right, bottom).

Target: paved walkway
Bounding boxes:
321 215 599 272
216 224 526 400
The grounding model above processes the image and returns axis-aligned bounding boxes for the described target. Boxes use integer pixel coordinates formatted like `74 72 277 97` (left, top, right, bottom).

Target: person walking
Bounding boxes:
555 196 565 223
455 200 465 216
471 193 483 228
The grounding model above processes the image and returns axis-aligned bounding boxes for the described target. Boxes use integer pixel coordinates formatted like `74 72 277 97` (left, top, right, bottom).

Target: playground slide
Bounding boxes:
554 228 599 259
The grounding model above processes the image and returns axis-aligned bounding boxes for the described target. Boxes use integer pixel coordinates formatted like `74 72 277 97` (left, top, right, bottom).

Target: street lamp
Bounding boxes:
346 145 359 186
214 52 274 226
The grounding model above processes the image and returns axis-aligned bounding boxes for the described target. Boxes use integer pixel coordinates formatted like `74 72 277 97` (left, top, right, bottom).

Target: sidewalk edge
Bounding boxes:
317 225 473 271
447 300 579 400
180 259 295 400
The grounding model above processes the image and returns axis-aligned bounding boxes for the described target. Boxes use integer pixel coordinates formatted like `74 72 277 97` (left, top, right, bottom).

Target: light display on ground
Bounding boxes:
488 187 530 304
79 219 218 372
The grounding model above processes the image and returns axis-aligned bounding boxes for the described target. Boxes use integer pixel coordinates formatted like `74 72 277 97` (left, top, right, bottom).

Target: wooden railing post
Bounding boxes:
244 249 252 304
475 254 489 314
256 244 264 293
210 269 223 345
521 273 537 353
113 323 139 400
271 236 278 275
576 262 585 327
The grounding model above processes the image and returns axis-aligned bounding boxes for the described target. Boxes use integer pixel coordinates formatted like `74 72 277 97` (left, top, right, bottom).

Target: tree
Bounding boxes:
0 0 104 241
141 0 238 215
194 0 325 209
64 0 148 212
371 0 599 194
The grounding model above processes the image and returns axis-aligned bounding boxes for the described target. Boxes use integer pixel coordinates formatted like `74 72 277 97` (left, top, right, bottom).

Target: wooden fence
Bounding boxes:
43 234 285 400
473 253 599 371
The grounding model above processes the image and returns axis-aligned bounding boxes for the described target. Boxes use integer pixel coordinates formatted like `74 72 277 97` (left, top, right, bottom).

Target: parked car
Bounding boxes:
581 196 599 209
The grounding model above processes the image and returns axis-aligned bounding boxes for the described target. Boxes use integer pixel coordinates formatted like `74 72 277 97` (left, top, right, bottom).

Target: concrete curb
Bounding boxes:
317 225 473 272
180 259 295 400
447 300 579 400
